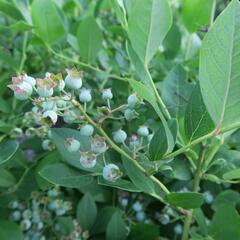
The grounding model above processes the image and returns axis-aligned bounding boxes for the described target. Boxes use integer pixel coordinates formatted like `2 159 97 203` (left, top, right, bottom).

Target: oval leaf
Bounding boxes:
223 168 240 180
165 192 204 209
77 16 103 63
127 0 172 63
0 140 19 165
31 0 66 45
39 163 93 188
200 0 240 130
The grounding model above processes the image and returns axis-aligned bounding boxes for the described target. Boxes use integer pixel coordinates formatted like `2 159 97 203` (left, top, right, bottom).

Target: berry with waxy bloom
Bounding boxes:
137 125 149 137
65 67 83 90
80 151 97 168
8 76 33 100
132 201 142 212
10 127 23 138
42 101 56 111
41 139 54 151
64 138 80 152
103 164 121 182
91 135 108 154
80 124 94 136
79 89 92 103
21 219 31 230
113 129 127 143
136 211 145 222
102 88 113 100
22 73 36 86
124 108 135 121
42 110 58 125
63 109 79 124
127 93 139 109
36 77 56 97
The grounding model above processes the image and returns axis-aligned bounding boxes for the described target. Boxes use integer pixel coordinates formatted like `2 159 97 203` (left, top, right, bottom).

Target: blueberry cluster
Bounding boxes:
8 188 72 240
9 68 155 184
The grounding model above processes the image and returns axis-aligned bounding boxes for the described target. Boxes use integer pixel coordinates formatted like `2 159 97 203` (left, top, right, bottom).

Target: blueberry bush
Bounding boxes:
0 0 240 239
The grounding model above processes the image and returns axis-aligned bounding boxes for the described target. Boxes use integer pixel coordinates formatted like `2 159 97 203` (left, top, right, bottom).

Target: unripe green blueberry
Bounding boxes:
132 201 142 212
56 208 66 216
10 127 23 138
103 164 121 182
47 188 59 198
63 109 79 124
37 86 53 97
42 110 58 125
64 138 81 152
80 151 97 168
9 200 19 209
102 88 113 100
136 211 145 222
22 209 32 219
79 89 92 103
25 127 36 138
14 82 33 100
91 136 108 154
159 214 170 225
124 108 135 121
23 74 36 87
41 139 54 151
65 70 82 90
127 93 139 109
20 219 32 230
137 125 149 137
203 191 213 204
12 211 21 221
42 101 56 111
120 198 128 208
113 129 127 143
80 124 94 136
174 224 183 235
37 222 44 230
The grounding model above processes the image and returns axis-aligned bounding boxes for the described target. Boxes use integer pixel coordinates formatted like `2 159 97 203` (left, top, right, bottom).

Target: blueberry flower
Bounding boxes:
42 110 58 125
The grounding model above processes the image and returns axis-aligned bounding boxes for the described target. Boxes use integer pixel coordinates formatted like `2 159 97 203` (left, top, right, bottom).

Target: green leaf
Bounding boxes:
50 128 103 172
35 151 60 190
182 0 213 33
128 223 160 240
165 192 204 209
98 177 141 192
39 163 93 188
122 155 155 195
0 220 23 240
184 84 215 142
0 21 34 31
0 169 16 188
92 207 118 234
162 65 194 118
212 190 240 211
193 209 208 236
0 140 19 166
31 0 66 45
210 205 240 240
77 193 97 230
199 0 240 130
0 0 23 20
127 0 172 63
128 78 174 155
149 118 178 160
0 48 18 70
106 210 127 240
77 16 103 63
223 168 240 180
162 22 181 59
